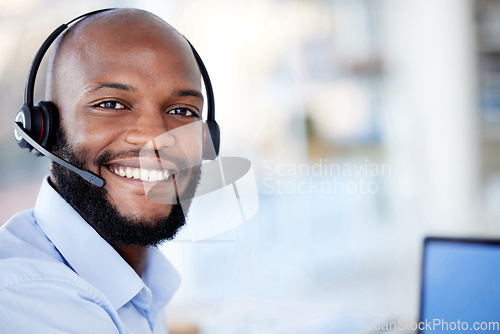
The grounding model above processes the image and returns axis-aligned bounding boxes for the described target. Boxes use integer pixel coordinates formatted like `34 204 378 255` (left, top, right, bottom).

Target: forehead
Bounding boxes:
57 14 201 91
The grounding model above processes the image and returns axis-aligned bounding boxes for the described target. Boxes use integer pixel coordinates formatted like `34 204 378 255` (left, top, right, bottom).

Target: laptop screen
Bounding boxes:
419 237 500 334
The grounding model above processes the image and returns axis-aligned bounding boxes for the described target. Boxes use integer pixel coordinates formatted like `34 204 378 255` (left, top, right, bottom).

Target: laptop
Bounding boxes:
418 236 500 334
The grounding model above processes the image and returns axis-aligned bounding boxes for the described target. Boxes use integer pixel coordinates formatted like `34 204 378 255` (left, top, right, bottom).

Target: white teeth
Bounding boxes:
140 169 149 181
111 165 170 182
126 167 133 178
133 168 141 179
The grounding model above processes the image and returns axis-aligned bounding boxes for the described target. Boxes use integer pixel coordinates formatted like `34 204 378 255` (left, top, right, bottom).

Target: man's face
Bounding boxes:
50 18 204 245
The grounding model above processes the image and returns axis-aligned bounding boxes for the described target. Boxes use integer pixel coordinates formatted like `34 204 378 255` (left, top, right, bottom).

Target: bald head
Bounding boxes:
46 8 199 104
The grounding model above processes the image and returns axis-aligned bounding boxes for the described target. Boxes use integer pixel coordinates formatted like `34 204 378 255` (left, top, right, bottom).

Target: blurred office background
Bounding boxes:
1 0 499 332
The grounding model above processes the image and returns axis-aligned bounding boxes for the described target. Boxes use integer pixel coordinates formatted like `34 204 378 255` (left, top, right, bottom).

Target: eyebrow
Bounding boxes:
84 83 203 100
176 89 204 100
85 82 135 93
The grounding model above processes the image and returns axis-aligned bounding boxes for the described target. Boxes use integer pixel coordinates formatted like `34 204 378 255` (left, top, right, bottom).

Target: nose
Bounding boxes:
125 108 175 149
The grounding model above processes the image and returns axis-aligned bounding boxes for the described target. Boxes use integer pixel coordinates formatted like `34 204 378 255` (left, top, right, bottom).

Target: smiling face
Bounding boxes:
48 10 204 244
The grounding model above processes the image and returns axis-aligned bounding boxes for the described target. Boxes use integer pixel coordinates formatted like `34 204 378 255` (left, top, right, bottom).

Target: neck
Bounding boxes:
114 245 150 277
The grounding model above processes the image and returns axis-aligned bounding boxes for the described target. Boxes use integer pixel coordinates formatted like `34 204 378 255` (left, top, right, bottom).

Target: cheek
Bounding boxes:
179 131 203 163
167 121 204 166
187 134 204 170
62 113 125 164
74 123 113 147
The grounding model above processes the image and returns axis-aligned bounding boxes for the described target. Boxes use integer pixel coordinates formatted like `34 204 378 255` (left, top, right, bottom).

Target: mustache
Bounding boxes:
94 148 189 172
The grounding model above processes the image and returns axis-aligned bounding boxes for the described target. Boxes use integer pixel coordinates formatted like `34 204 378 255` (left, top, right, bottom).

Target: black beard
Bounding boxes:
50 128 201 247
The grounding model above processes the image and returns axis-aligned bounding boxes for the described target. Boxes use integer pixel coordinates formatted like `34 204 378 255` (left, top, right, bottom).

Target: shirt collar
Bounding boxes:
143 246 180 313
33 177 180 311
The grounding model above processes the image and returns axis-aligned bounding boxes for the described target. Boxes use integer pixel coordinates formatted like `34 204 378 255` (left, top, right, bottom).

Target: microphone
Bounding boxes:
13 121 106 187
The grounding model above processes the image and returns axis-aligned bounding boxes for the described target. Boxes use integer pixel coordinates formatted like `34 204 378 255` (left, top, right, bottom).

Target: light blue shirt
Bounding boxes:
0 178 180 333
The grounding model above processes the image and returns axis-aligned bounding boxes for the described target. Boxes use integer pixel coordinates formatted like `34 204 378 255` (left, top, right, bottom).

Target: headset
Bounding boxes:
13 8 220 188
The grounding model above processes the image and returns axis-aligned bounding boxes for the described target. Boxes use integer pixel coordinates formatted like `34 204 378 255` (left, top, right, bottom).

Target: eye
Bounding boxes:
95 101 126 110
167 107 197 117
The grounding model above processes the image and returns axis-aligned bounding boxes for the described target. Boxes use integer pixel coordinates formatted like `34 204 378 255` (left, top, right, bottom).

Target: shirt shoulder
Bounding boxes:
0 209 65 263
0 257 125 334
0 212 127 333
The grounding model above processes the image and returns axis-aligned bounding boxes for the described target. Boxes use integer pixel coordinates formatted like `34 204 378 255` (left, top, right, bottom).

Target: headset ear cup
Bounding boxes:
15 103 46 154
14 104 34 149
203 119 220 160
37 101 58 150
